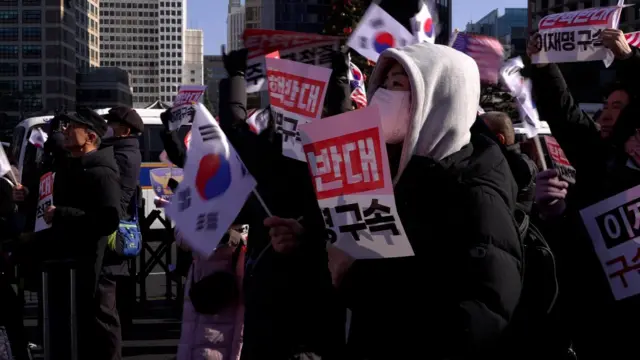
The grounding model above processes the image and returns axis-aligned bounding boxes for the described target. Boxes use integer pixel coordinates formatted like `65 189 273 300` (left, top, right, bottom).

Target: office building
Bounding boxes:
76 67 133 109
466 8 528 57
528 0 640 102
203 55 225 114
0 0 96 128
245 0 261 29
227 0 245 51
183 29 203 85
99 0 187 108
434 0 453 45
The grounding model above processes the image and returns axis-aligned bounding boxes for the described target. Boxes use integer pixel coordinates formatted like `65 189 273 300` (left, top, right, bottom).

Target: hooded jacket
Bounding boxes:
340 42 523 359
529 59 640 358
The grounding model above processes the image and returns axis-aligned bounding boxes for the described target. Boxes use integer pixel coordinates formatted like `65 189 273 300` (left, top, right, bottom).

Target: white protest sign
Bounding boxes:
265 57 332 162
35 172 54 232
169 85 207 131
347 3 415 63
243 29 340 93
165 103 256 258
532 5 625 67
580 184 640 300
499 57 541 138
299 105 414 259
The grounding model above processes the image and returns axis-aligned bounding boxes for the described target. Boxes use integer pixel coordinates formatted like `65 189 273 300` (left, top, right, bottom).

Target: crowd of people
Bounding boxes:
0 27 638 360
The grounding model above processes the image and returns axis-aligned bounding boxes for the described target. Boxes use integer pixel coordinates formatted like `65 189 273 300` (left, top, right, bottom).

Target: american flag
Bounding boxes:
626 31 640 48
351 87 367 109
451 32 504 84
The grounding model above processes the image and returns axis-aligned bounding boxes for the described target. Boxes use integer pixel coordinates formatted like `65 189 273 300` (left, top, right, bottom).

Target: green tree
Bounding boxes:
323 0 374 80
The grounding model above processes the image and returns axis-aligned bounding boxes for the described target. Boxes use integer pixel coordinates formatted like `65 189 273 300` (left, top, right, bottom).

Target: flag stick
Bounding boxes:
252 188 273 217
533 135 548 171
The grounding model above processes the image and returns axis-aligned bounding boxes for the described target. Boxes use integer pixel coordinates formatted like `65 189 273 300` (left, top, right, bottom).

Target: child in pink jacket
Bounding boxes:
175 226 247 360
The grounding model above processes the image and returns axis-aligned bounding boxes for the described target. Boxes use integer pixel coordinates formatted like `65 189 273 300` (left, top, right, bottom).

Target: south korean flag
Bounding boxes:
347 0 440 63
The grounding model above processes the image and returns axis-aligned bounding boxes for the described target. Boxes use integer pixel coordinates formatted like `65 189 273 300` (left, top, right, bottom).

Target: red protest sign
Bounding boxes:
243 29 340 59
539 6 620 30
267 69 326 119
303 127 385 200
544 135 570 166
39 172 54 201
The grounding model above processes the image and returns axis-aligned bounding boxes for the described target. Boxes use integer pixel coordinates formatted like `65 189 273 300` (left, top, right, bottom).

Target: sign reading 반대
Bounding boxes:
532 5 624 66
266 57 332 162
35 172 54 232
580 184 640 300
243 29 340 93
299 105 413 259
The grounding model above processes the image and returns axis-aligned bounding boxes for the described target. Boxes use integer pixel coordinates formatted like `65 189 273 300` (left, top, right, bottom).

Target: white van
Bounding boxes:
11 109 190 230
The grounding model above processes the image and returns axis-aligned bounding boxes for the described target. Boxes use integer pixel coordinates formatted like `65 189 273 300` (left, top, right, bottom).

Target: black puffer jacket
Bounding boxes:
219 73 347 358
341 134 523 359
530 61 640 359
44 147 121 289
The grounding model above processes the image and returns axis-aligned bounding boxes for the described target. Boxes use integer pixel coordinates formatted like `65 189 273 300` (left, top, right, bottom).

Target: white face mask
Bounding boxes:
103 127 114 139
369 89 411 144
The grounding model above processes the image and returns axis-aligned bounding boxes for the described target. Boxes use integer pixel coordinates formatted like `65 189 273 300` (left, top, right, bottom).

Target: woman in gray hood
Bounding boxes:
330 42 524 359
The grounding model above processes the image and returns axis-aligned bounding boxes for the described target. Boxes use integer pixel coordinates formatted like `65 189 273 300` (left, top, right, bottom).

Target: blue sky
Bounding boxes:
188 0 528 56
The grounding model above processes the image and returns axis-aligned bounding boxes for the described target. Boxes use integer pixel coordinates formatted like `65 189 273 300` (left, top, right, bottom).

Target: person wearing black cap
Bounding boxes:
98 106 143 358
14 107 121 359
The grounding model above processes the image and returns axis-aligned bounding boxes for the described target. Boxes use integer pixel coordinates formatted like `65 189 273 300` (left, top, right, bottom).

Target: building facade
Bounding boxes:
76 67 132 108
528 0 640 103
183 29 203 85
245 0 261 30
227 0 245 51
466 8 528 57
0 0 87 130
100 0 186 108
434 0 453 45
203 55 225 114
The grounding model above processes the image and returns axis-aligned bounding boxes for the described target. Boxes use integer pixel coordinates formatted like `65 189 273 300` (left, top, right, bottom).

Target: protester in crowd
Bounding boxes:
527 29 640 359
481 111 538 212
214 49 349 359
13 109 121 359
0 167 31 360
175 226 246 360
97 106 144 359
323 42 523 359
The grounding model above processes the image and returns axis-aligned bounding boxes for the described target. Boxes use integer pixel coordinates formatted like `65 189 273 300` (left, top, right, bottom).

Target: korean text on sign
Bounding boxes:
266 57 332 162
580 184 640 300
243 29 340 93
169 85 206 131
532 5 623 65
543 135 576 184
35 172 54 232
299 105 413 259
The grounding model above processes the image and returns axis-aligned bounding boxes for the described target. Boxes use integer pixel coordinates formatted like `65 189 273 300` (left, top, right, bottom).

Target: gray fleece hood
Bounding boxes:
368 42 481 184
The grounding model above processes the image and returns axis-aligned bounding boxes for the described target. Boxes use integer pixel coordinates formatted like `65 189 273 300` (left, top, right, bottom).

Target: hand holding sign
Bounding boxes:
43 205 55 224
327 243 355 287
535 169 569 219
601 28 633 60
526 33 547 68
222 45 249 76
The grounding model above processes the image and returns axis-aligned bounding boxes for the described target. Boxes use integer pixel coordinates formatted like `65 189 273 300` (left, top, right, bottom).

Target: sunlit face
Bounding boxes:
63 122 94 150
598 90 630 139
107 121 130 137
382 62 410 91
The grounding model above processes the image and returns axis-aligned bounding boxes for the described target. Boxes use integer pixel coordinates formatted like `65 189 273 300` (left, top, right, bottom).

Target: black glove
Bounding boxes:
330 51 350 79
160 109 172 131
223 48 249 77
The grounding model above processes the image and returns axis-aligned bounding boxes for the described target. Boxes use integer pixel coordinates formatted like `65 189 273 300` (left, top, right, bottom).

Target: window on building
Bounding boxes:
0 10 18 23
22 45 41 58
0 45 18 59
23 9 41 23
0 80 18 92
22 63 41 76
0 28 18 41
0 63 18 76
22 27 41 41
23 80 41 93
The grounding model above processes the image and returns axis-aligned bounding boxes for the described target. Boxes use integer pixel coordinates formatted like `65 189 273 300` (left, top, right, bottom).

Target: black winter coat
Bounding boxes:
340 134 523 359
530 60 640 359
44 147 121 291
100 136 142 274
219 74 346 359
